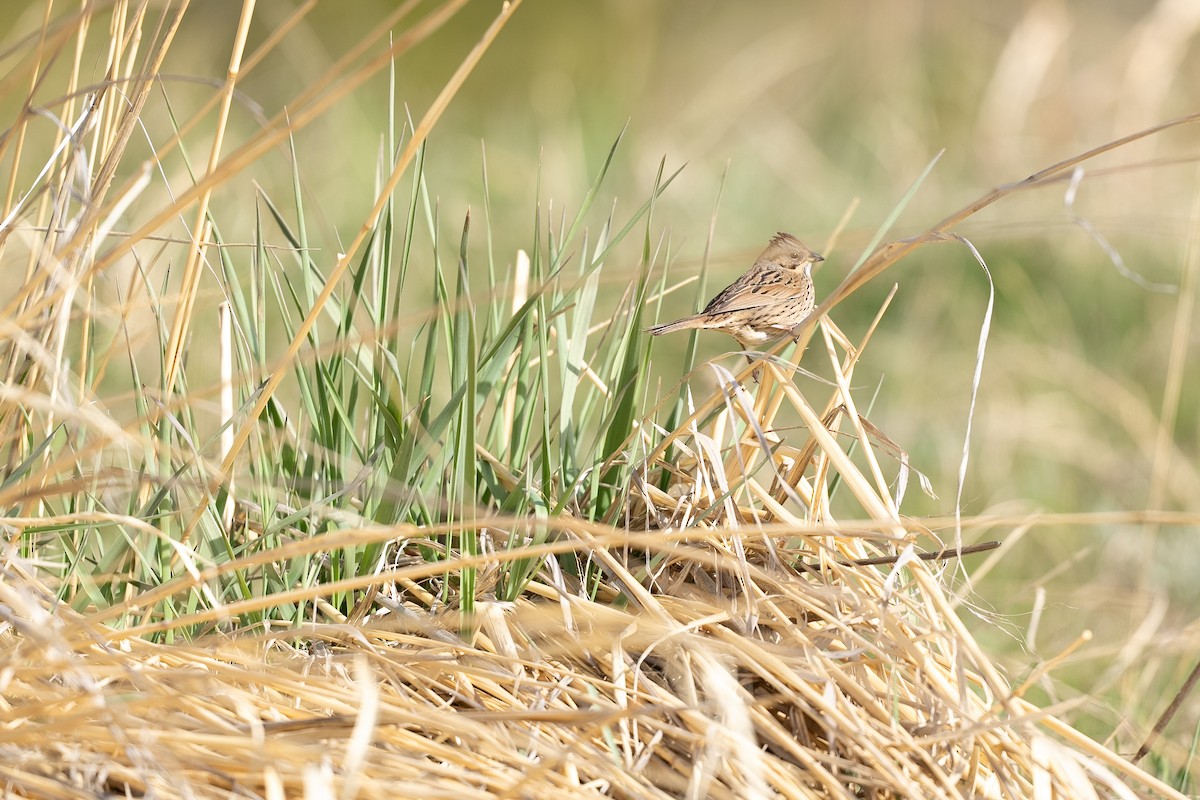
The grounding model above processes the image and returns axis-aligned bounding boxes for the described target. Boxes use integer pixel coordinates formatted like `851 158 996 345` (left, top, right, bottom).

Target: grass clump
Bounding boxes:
0 2 1196 798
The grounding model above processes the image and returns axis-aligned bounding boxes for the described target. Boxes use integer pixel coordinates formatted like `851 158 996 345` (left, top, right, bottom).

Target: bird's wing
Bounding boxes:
701 267 810 315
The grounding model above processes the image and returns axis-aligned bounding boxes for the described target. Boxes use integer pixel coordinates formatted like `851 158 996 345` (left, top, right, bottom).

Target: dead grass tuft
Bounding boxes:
0 310 1187 798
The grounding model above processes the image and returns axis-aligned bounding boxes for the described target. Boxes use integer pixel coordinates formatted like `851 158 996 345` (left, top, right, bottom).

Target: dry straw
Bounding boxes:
0 320 1189 798
0 1 1196 798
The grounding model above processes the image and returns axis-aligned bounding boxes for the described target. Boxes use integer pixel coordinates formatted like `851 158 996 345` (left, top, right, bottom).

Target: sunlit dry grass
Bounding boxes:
0 1 1198 798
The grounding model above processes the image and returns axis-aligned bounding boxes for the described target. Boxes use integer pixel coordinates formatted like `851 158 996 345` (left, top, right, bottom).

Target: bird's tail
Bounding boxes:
646 315 704 336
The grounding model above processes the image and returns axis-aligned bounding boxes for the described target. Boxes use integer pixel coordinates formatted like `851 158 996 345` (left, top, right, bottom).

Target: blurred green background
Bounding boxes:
3 0 1199 765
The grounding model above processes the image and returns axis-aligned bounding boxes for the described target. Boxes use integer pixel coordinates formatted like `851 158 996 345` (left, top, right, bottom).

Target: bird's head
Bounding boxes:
763 232 824 270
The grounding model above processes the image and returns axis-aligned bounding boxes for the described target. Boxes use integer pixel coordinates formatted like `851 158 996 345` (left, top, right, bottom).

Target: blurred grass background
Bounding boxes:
2 0 1198 771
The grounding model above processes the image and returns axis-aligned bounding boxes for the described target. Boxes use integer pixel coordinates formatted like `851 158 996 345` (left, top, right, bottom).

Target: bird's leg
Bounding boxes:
744 352 762 384
788 311 816 342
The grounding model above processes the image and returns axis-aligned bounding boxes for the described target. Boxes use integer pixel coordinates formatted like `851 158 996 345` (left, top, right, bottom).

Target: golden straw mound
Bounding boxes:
0 317 1183 800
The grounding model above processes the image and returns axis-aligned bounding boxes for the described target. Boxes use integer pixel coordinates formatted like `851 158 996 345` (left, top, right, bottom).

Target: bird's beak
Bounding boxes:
811 252 825 263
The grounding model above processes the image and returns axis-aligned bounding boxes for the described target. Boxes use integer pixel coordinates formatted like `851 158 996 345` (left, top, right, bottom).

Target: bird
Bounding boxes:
647 232 822 354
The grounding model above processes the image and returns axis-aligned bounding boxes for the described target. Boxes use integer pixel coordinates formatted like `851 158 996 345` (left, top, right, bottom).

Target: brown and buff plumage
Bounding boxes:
648 232 822 349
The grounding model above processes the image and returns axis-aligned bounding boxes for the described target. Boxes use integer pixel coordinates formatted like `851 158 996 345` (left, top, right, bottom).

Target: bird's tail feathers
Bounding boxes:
646 316 704 336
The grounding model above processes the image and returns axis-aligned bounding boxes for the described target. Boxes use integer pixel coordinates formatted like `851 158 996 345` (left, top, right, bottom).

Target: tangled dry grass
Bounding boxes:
0 321 1187 799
